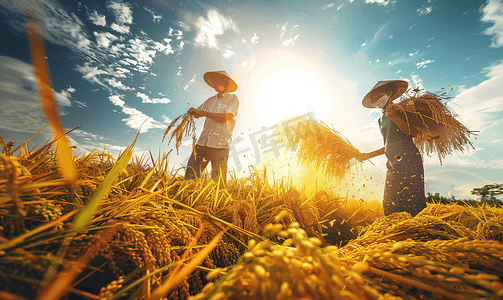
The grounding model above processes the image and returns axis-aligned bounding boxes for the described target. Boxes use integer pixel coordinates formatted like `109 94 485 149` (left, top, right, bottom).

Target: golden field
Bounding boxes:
1 135 503 300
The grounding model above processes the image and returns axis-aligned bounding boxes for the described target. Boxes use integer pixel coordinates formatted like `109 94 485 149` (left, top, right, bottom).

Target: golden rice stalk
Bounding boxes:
388 92 474 163
162 113 197 154
26 17 77 187
228 200 260 234
276 116 362 180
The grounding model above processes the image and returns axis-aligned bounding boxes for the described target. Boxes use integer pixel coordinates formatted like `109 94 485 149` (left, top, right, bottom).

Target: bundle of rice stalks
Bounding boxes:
276 116 362 180
339 213 485 257
162 113 197 154
388 92 474 163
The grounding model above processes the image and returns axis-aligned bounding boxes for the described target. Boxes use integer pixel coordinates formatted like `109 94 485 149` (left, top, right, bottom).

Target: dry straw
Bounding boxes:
388 92 473 163
162 113 197 154
276 116 362 180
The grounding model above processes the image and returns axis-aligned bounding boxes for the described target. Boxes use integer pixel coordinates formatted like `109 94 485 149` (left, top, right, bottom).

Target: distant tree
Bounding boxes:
471 184 503 201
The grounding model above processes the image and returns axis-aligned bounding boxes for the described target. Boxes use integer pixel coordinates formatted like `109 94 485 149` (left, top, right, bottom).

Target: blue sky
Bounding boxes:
0 0 502 200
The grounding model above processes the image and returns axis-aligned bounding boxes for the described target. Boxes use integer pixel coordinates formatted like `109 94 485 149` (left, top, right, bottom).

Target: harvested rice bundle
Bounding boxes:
339 213 483 257
276 116 362 180
162 113 197 154
388 92 473 163
418 202 503 230
341 238 503 300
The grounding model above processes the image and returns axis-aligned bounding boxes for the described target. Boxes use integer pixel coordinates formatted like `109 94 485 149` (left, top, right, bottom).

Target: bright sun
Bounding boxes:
244 50 333 126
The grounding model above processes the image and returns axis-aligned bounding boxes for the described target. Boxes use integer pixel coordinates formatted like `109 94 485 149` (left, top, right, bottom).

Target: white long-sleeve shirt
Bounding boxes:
196 92 239 149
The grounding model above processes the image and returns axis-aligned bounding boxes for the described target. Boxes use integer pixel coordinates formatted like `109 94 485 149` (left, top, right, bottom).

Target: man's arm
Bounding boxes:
188 108 232 123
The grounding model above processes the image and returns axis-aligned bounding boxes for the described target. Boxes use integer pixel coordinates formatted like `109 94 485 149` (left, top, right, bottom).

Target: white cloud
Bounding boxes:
121 106 164 133
280 23 288 40
223 49 236 58
177 21 191 32
154 38 175 55
136 92 150 102
177 66 183 76
94 31 118 48
89 10 106 26
75 62 108 86
54 87 75 107
74 100 88 108
481 0 503 48
183 74 197 91
322 3 335 10
361 42 367 47
396 70 402 73
151 97 171 104
144 7 162 23
105 78 133 90
417 5 433 16
371 23 390 45
365 0 390 6
282 35 299 47
68 129 128 157
128 38 157 64
136 92 171 104
251 32 259 44
450 60 503 133
0 56 48 134
120 58 137 66
162 115 172 123
109 95 125 107
193 9 239 49
0 56 87 146
111 23 130 34
41 2 95 57
173 30 183 40
1 0 95 61
415 59 434 68
410 74 424 90
107 0 133 25
0 0 45 21
279 23 300 47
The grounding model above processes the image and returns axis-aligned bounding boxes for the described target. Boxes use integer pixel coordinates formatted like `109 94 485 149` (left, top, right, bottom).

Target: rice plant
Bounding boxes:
2 130 503 299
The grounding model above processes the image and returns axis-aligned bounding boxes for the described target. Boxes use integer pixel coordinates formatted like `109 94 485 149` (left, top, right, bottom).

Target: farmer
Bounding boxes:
358 80 426 217
185 70 239 182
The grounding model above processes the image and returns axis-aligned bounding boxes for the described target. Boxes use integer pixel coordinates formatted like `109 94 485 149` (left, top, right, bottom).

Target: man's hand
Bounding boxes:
188 107 202 118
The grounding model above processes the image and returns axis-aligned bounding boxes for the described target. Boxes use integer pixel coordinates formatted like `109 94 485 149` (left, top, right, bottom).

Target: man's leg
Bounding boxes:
210 148 230 183
185 146 210 180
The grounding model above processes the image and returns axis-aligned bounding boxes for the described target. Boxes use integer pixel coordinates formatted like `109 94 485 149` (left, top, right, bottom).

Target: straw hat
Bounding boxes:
362 80 408 108
203 70 238 93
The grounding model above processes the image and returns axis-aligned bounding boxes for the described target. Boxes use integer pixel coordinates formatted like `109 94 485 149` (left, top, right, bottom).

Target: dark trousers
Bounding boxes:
185 145 230 182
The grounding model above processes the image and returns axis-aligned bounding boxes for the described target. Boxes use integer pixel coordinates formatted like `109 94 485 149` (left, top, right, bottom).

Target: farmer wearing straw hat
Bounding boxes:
185 70 239 182
358 80 427 217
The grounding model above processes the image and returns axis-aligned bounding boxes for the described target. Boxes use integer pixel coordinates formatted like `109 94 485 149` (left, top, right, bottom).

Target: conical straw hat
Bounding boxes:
203 70 238 93
362 80 408 108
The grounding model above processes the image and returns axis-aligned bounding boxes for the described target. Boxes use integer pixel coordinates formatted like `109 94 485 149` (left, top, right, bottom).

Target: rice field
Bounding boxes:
1 133 503 300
